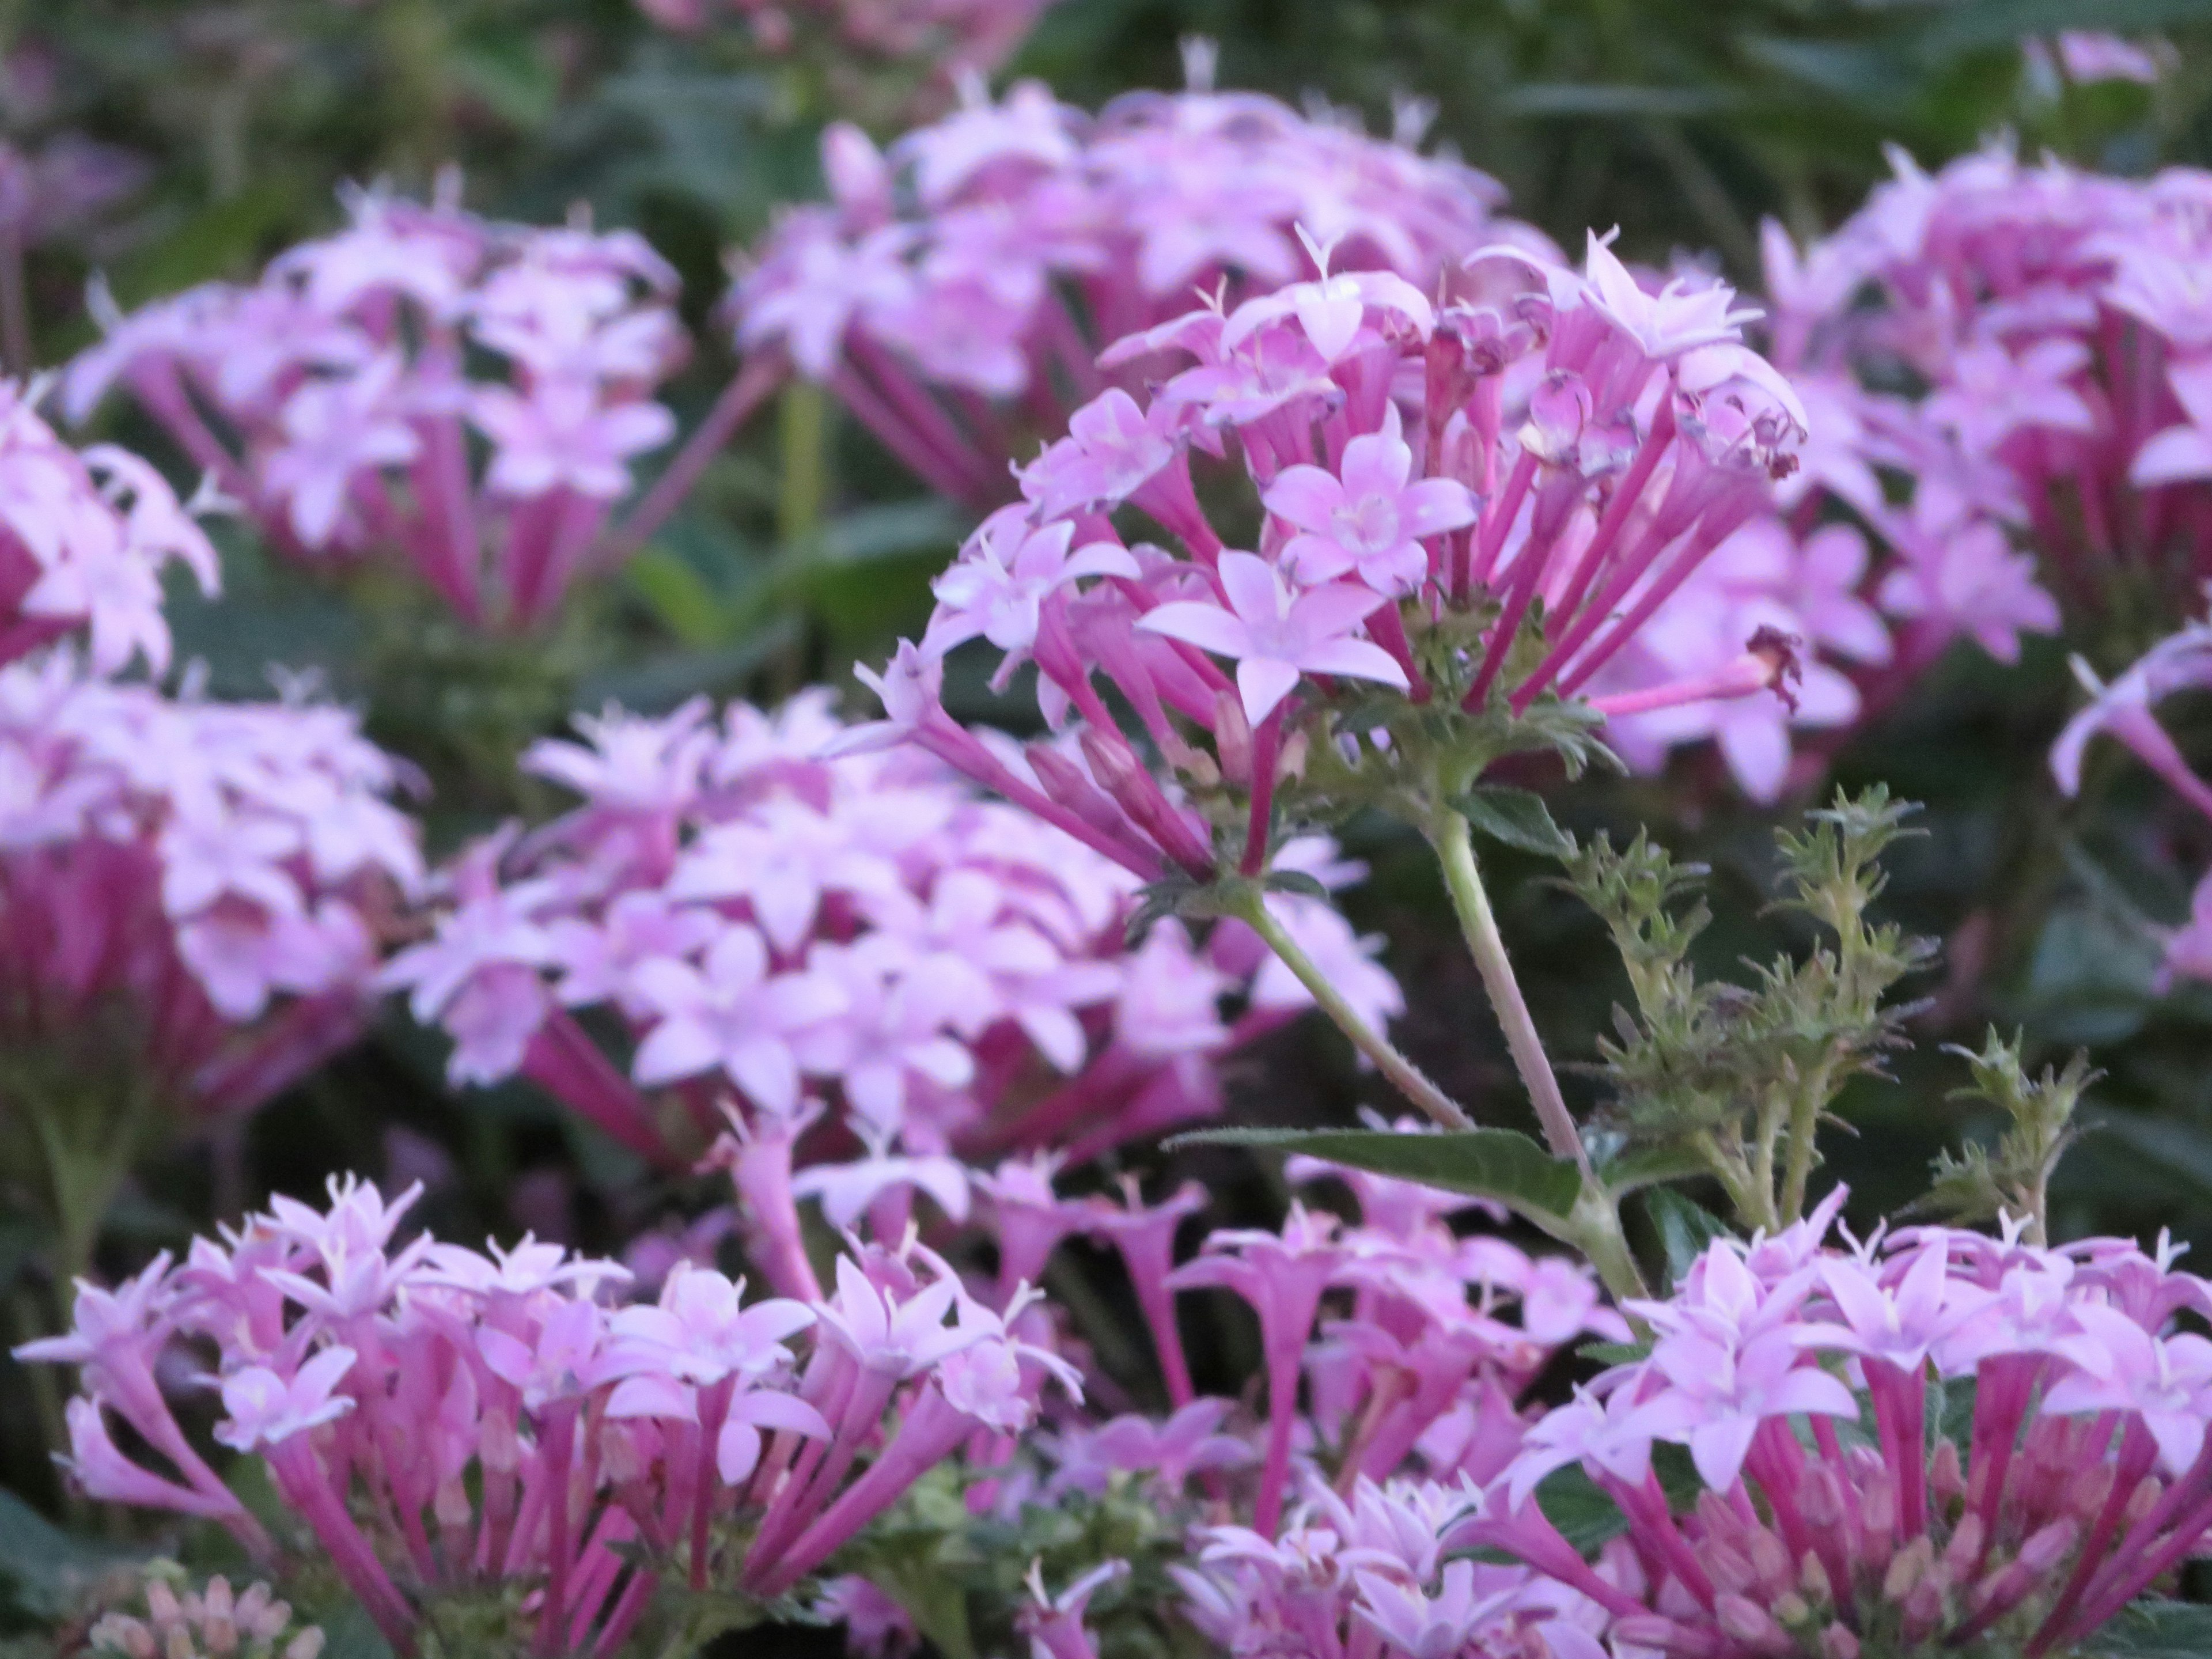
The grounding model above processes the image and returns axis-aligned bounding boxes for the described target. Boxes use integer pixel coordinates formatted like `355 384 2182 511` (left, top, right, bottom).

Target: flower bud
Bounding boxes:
1715 1592 1788 1651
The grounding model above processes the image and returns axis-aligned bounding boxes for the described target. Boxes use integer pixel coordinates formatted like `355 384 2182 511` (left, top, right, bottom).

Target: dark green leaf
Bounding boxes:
1535 1445 1700 1554
1643 1188 1734 1290
1597 1141 1709 1197
315 1601 398 1659
1263 870 1331 901
1452 786 1569 858
1170 1127 1583 1225
1577 1342 1650 1367
2087 1597 2212 1658
1533 1465 1630 1553
0 1491 139 1620
1909 0 2212 58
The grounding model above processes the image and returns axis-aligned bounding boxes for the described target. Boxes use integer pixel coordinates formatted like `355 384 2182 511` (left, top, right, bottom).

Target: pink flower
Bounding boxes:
628 926 847 1110
213 1348 358 1451
1265 419 1476 594
924 509 1141 658
1139 551 1407 725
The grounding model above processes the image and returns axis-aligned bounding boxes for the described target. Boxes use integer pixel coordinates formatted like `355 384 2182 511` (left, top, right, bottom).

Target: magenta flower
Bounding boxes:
26 1177 1055 1656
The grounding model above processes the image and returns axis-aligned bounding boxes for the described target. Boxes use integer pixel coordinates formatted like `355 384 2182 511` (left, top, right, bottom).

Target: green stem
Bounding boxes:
1563 1184 1650 1305
1232 890 1474 1131
1777 1057 1835 1227
778 379 829 549
1429 810 1593 1181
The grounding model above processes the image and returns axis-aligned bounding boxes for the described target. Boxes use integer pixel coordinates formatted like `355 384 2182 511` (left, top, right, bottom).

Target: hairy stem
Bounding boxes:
1232 891 1473 1131
1778 1055 1835 1227
1430 810 1593 1181
1563 1184 1650 1305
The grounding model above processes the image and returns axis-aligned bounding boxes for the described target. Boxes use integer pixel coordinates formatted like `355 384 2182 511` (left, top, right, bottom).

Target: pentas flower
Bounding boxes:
64 180 690 631
1465 1210 2212 1658
22 1177 1075 1656
1736 145 2212 783
728 52 1529 510
851 227 1805 891
386 690 1387 1234
0 385 217 677
0 650 419 1124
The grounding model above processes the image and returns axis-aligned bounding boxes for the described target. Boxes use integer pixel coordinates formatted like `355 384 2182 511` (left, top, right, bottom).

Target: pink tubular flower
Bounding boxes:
0 651 419 1125
847 225 1804 887
0 390 217 677
389 688 1379 1191
20 1177 1071 1656
728 57 1527 512
1717 145 2212 797
1465 1209 2212 1659
65 182 690 631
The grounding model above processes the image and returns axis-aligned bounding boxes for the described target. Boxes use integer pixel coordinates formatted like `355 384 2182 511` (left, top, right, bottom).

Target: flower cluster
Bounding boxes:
0 384 217 678
638 0 1048 80
64 182 689 630
853 226 1806 887
22 1175 1077 1654
382 689 1389 1185
730 55 1529 509
1472 1199 2212 1657
0 650 420 1120
90 1572 325 1659
1740 148 2212 740
1058 1139 1630 1659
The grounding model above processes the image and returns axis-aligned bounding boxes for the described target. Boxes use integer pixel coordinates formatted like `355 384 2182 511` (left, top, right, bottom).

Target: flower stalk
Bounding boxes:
1229 886 1471 1133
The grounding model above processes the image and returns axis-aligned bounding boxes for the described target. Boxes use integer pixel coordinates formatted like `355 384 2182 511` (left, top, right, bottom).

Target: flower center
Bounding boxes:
1334 493 1400 554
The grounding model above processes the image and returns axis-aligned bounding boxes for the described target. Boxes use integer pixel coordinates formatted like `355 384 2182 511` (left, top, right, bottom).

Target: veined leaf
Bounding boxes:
1452 786 1569 858
1171 1126 1582 1226
1643 1188 1734 1290
1596 1141 1709 1197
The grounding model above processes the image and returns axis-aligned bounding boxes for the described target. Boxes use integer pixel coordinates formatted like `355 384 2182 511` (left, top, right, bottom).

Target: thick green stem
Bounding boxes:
1561 1185 1650 1305
1233 891 1474 1131
1430 810 1593 1182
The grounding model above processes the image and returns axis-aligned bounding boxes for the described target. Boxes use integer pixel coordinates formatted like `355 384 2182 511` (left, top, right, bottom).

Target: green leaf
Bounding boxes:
1263 870 1331 901
1452 786 1568 858
314 1601 397 1659
1907 0 2212 59
0 1491 139 1620
1577 1342 1650 1367
1533 1465 1630 1553
1643 1188 1734 1290
2088 1597 2212 1658
626 549 731 649
1596 1141 1709 1197
1534 1445 1700 1553
1170 1127 1583 1226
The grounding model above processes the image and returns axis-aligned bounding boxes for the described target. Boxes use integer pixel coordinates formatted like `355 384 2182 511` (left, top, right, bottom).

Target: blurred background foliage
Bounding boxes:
8 0 2212 1630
